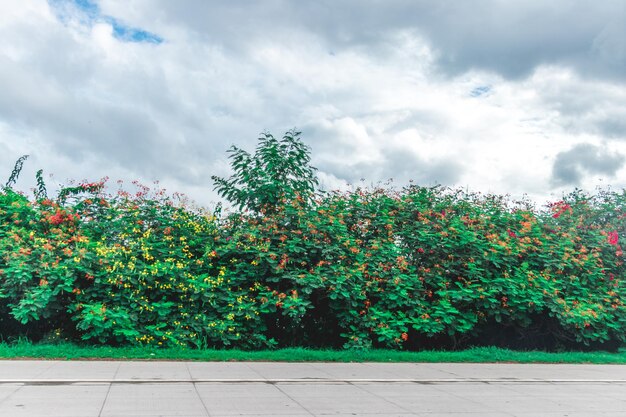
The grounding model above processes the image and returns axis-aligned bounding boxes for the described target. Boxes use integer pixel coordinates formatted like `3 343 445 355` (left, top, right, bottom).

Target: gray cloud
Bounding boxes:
316 145 463 187
595 117 626 140
551 143 625 186
130 0 626 81
379 147 463 186
533 72 626 141
418 1 625 80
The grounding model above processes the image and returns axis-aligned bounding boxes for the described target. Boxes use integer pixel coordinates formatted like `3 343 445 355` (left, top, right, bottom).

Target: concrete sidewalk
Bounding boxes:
0 361 625 416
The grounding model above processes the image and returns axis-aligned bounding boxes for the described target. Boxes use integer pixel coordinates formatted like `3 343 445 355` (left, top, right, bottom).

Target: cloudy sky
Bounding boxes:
1 0 625 208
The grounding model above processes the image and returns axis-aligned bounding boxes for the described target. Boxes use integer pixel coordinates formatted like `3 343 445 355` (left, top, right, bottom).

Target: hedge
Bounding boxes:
1 182 624 350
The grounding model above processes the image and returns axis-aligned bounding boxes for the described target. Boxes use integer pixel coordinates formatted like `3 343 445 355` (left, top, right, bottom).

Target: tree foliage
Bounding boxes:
211 130 318 213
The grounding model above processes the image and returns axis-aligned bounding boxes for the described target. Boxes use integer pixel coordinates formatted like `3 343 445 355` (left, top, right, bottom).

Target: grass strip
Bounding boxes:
0 342 625 363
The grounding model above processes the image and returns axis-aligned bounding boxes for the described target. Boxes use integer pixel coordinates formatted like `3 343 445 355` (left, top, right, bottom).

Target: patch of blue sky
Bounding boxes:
470 85 491 97
105 17 163 43
48 0 163 44
73 0 98 17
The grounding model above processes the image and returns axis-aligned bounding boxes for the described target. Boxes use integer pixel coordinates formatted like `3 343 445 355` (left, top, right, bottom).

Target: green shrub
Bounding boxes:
1 138 624 350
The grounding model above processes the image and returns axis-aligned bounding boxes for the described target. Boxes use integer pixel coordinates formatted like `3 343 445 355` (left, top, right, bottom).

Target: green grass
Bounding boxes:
1 341 625 363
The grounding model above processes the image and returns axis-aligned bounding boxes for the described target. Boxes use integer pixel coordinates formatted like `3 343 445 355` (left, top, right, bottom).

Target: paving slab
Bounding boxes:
115 361 190 380
37 361 119 380
101 383 207 417
0 384 108 417
187 362 263 380
195 382 308 415
277 382 414 415
357 363 458 379
246 362 335 380
0 384 21 402
0 361 56 379
290 362 402 380
428 362 626 380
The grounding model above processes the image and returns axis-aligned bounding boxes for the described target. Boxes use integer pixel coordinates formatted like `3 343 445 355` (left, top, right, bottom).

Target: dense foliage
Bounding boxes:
1 139 625 351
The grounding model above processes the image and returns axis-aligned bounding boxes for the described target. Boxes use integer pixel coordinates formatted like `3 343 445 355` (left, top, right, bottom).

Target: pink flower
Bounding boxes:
607 231 619 246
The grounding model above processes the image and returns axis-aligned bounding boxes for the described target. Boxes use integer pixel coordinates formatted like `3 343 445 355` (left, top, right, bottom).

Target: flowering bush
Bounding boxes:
223 186 625 349
0 190 84 332
68 182 272 348
1 147 624 350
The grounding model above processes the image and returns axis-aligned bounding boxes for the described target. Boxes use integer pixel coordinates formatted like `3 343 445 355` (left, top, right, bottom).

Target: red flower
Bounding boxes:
49 211 65 225
551 201 571 218
507 229 517 238
607 231 619 246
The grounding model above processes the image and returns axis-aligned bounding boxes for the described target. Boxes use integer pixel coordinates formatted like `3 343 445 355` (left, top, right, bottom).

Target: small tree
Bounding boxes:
212 129 319 213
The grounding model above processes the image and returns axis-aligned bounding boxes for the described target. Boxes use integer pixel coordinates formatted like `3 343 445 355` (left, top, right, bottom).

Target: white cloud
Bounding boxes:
1 1 625 209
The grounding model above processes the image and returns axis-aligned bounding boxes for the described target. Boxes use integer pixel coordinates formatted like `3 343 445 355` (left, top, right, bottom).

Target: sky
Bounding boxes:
1 0 625 209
